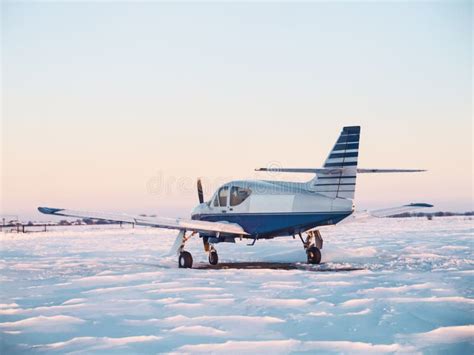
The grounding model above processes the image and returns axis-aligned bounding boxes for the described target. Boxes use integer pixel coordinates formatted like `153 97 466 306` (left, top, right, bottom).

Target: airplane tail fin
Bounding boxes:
255 124 425 201
310 126 360 199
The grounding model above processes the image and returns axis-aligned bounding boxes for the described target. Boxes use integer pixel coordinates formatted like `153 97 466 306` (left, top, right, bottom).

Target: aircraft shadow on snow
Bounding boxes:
193 262 365 272
136 261 365 272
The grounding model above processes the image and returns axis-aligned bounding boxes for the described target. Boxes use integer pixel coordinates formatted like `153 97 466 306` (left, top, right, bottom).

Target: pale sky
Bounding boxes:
2 1 472 219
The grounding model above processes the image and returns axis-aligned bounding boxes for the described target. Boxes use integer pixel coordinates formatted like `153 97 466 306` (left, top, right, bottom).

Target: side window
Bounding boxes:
218 186 229 207
230 187 252 206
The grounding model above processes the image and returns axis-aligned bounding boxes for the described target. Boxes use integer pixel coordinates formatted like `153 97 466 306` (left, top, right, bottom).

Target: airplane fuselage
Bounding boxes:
191 180 354 239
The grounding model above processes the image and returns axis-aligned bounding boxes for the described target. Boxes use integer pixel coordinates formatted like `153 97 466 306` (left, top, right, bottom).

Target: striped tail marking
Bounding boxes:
313 126 360 199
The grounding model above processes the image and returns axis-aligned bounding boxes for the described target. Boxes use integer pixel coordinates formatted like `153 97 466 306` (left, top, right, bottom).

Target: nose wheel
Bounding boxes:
203 236 219 266
208 249 219 265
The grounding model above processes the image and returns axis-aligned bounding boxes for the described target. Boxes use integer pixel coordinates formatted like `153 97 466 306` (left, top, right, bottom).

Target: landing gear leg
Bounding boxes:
177 230 194 268
299 230 323 264
203 236 219 266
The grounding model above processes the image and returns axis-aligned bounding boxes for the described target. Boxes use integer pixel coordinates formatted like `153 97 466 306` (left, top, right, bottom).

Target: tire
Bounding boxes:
179 251 193 268
307 246 321 264
208 250 219 265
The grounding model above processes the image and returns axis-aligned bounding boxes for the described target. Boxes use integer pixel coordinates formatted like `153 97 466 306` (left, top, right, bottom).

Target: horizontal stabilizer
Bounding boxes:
357 168 426 173
256 167 426 175
255 167 343 174
38 207 249 235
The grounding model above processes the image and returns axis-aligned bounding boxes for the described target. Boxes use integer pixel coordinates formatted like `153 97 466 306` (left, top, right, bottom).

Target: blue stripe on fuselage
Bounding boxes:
192 211 352 238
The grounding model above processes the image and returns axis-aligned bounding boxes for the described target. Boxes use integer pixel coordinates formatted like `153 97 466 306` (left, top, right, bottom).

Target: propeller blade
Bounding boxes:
197 178 204 204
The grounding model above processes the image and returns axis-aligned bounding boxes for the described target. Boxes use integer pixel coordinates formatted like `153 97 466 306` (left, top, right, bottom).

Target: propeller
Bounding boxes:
197 178 204 204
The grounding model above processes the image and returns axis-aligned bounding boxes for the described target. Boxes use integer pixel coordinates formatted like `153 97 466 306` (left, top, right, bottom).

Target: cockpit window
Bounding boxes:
212 195 219 207
217 186 229 207
230 186 252 206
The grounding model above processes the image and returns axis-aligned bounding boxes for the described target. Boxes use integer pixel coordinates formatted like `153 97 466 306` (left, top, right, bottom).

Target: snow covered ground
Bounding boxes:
1 217 473 354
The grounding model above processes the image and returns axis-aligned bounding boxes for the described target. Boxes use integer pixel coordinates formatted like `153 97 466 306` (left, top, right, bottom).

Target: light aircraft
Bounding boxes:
39 126 432 268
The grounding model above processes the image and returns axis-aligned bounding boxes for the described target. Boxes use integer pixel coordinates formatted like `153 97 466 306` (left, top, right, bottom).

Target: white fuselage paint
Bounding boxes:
191 180 354 217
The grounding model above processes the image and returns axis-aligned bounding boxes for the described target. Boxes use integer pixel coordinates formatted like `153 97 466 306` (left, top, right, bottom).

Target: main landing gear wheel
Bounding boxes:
307 246 321 265
179 251 193 268
298 230 323 265
208 249 219 265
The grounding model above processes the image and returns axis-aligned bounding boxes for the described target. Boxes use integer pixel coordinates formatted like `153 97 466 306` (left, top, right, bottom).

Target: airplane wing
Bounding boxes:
338 203 433 224
38 207 249 235
367 203 433 218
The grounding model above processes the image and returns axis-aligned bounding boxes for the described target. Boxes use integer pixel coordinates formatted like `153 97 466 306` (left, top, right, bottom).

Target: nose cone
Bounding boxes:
191 203 208 220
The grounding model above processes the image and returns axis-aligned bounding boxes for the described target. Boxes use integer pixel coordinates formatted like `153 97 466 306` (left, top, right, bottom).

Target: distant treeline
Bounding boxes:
390 211 474 218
